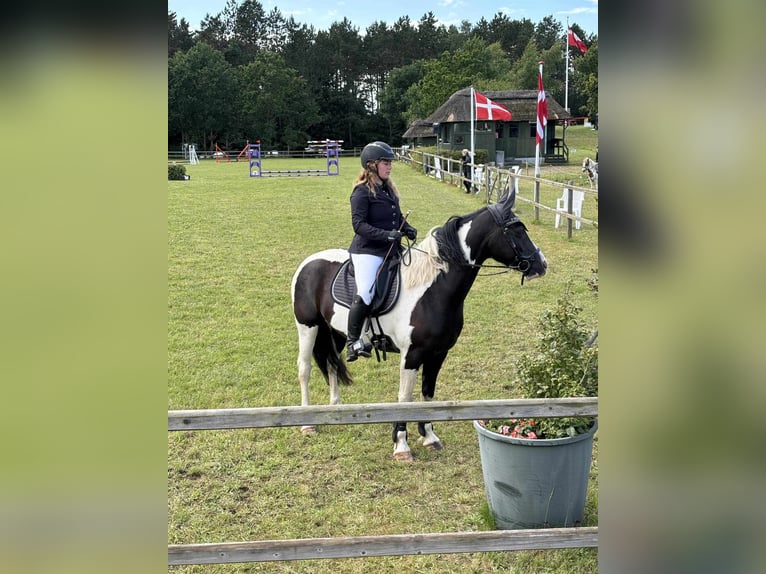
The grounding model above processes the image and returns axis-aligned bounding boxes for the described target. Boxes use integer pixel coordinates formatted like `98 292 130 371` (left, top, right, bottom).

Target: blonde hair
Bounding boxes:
354 164 400 198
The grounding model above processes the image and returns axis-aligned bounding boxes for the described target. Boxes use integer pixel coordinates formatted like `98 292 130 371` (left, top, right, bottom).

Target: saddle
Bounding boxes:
331 256 402 361
330 256 401 317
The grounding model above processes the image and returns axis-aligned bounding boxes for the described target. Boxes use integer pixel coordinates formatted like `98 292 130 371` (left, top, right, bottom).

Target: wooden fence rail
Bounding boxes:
169 527 598 565
398 150 597 233
169 397 598 431
169 398 598 566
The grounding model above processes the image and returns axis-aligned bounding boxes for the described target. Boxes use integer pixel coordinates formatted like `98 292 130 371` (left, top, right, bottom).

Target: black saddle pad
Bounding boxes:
331 258 401 316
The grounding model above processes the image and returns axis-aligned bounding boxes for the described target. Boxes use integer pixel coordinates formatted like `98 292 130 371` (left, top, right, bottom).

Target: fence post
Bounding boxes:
567 185 574 239
534 177 540 221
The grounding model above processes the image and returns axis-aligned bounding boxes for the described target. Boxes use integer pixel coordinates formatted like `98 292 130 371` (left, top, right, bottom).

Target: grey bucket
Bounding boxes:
473 420 597 529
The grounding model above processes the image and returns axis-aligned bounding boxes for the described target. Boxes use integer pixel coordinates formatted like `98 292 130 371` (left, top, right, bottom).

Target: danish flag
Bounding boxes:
475 90 512 121
536 71 548 147
568 28 588 54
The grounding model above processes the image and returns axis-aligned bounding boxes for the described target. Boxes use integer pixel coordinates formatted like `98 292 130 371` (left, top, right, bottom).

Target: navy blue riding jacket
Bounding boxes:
348 182 415 257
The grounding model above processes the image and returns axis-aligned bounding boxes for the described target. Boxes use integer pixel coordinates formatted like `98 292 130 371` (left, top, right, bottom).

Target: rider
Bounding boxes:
346 141 417 362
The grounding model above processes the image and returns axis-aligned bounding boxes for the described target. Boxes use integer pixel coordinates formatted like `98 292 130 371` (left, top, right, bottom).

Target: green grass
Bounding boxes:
168 126 598 573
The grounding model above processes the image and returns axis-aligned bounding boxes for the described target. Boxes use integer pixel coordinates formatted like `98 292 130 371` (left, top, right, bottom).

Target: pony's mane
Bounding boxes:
401 228 448 288
437 215 472 265
401 210 483 288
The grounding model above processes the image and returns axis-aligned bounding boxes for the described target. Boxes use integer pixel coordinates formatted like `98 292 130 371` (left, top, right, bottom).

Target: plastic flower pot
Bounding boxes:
473 419 597 529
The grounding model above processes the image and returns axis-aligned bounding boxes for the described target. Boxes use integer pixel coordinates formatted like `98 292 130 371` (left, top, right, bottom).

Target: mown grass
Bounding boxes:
168 126 598 573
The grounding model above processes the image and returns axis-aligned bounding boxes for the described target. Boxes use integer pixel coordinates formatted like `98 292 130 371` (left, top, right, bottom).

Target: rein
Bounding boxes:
405 226 534 281
403 213 540 285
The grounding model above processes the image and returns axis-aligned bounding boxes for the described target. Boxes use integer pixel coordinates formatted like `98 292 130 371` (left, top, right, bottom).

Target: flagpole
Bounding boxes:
534 62 544 222
565 17 570 112
470 86 475 194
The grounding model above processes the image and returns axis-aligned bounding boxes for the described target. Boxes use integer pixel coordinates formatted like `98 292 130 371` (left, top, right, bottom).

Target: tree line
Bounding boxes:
168 0 597 152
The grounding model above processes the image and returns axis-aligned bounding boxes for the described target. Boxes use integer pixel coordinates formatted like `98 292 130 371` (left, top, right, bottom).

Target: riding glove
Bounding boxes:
405 227 417 241
387 230 403 242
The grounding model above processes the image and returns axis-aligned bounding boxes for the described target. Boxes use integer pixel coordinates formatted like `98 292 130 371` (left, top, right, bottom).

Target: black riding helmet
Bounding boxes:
360 141 394 168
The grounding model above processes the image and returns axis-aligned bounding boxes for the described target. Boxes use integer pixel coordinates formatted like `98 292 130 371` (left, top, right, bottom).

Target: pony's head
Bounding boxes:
484 186 547 282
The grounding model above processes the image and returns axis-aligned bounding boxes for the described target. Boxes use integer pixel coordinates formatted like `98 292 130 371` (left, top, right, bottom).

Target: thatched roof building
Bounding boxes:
402 120 437 146
404 87 572 164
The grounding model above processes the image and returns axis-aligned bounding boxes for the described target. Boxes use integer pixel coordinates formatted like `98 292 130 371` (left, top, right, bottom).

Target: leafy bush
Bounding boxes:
168 163 188 180
481 284 598 439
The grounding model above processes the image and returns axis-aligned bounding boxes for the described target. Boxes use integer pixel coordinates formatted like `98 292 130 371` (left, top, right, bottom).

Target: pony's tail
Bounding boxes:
312 322 353 386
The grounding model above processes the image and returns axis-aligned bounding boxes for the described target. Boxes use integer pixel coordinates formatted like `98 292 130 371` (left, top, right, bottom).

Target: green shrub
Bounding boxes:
168 163 187 180
513 284 598 438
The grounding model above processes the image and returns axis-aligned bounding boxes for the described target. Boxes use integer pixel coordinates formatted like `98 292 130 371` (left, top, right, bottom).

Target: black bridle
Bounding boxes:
496 216 542 284
404 216 541 283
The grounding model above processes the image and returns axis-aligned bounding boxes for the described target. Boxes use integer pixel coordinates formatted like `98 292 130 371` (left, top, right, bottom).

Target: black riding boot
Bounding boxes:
346 295 372 362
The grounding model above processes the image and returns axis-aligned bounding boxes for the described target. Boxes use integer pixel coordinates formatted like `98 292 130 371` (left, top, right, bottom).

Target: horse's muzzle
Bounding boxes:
523 250 547 282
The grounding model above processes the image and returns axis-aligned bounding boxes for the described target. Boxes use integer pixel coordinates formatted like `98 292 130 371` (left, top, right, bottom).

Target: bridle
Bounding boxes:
404 216 541 284
496 216 542 284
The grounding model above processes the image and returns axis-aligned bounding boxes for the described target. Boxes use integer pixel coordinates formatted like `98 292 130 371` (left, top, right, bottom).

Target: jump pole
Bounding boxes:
248 139 341 178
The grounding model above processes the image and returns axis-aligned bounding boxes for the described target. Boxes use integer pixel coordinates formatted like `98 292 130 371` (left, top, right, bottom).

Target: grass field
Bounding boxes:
168 126 598 573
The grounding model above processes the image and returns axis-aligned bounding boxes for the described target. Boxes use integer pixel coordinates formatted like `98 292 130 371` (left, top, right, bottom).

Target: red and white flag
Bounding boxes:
475 90 512 121
536 71 548 148
568 28 588 54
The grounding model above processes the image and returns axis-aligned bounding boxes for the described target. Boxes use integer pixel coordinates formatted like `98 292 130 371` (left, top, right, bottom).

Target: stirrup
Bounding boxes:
346 339 371 362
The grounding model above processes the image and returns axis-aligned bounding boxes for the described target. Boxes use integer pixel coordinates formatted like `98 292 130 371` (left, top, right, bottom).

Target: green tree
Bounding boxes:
506 38 540 89
378 61 429 139
228 0 265 64
405 37 510 123
534 15 563 51
416 12 448 60
361 21 395 111
262 7 288 52
282 18 317 78
390 16 419 68
168 11 195 57
473 14 535 62
571 38 598 118
314 18 364 93
238 51 319 149
168 42 239 150
196 14 228 53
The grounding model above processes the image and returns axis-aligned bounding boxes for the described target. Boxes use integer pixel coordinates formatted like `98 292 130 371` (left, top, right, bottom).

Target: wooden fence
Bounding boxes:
397 149 597 237
168 398 598 566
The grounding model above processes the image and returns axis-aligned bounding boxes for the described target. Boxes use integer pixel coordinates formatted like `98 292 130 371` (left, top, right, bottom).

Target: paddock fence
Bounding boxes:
397 149 598 237
168 397 598 566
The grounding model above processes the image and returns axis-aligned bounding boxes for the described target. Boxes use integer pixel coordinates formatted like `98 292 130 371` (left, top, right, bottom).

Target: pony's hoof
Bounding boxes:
300 425 317 435
393 451 414 462
424 440 443 451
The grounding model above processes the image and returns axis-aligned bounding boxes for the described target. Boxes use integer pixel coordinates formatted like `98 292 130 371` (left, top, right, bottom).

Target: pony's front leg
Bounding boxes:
417 352 446 450
417 420 443 450
392 365 418 461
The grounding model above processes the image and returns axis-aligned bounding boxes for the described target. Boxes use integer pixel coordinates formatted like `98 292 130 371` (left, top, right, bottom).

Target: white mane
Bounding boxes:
401 229 448 288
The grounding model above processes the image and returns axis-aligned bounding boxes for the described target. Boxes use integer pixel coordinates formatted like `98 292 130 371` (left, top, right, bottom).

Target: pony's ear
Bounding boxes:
498 184 516 210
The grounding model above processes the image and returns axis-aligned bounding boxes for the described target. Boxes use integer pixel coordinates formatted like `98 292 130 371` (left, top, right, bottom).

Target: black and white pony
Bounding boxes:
290 188 547 461
582 157 598 188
